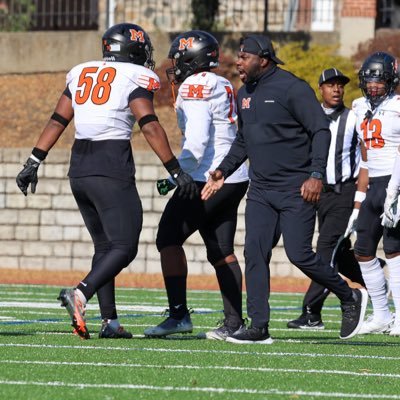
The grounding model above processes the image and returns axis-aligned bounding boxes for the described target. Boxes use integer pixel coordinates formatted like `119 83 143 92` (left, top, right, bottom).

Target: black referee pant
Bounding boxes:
244 185 354 328
302 181 357 314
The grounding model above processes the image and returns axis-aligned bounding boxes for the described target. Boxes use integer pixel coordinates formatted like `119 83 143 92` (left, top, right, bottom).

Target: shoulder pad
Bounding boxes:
179 72 216 100
66 61 102 86
351 97 365 110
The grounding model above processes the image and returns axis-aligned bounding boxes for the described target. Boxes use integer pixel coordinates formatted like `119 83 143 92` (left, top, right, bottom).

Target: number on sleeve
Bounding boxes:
224 85 236 123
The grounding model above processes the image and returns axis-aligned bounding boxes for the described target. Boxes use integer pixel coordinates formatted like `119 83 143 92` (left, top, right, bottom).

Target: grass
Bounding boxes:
0 284 399 399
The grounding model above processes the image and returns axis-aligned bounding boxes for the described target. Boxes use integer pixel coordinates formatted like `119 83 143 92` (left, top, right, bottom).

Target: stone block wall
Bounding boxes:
0 148 306 278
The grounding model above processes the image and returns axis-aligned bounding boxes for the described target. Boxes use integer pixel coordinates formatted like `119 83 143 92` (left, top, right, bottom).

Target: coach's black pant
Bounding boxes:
302 181 358 314
244 185 354 328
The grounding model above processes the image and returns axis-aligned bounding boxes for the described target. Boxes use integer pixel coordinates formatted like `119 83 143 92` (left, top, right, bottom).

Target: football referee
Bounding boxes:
288 68 364 330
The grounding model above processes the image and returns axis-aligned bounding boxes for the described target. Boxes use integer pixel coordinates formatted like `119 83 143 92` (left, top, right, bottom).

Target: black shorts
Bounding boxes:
355 175 400 256
156 181 249 262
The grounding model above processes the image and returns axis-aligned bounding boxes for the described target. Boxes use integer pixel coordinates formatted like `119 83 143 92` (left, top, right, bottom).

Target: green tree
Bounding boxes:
0 0 35 32
278 42 362 107
191 0 219 31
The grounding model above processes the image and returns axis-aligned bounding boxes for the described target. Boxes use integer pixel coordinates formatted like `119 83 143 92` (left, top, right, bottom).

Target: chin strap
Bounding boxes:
170 81 177 110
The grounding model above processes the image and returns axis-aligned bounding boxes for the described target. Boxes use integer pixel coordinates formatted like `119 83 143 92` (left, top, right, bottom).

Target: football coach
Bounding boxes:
201 34 367 344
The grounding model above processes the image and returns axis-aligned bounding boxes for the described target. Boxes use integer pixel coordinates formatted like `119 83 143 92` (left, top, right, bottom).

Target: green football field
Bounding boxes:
0 283 399 400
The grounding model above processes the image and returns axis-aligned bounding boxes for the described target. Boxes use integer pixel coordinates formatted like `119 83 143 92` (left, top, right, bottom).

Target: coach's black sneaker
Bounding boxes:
144 311 193 337
99 320 132 339
226 324 273 344
205 319 245 341
287 312 325 330
339 288 368 339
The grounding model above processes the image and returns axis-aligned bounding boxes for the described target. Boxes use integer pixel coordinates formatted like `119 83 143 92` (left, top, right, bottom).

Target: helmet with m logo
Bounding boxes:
167 30 219 83
102 23 155 70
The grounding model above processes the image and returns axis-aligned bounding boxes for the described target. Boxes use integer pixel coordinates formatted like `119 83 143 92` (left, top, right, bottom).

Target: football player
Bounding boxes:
144 30 249 340
346 51 400 335
16 23 197 339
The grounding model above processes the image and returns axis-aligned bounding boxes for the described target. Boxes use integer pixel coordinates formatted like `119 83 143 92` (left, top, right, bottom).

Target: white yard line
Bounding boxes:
1 343 399 361
0 379 398 398
1 359 399 379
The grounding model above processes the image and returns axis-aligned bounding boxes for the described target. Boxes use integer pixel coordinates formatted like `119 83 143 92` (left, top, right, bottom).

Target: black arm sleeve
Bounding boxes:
128 86 154 103
287 80 330 175
217 114 248 179
63 86 72 99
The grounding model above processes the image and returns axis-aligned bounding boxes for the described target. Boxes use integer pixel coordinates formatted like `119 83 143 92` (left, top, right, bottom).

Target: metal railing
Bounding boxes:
9 0 397 33
0 0 98 31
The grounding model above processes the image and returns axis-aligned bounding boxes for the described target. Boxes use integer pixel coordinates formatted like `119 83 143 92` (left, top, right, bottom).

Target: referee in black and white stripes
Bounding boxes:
288 68 362 329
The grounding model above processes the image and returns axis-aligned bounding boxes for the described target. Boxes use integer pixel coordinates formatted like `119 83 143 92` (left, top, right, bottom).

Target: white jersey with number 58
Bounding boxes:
352 94 400 177
66 60 160 141
175 71 248 183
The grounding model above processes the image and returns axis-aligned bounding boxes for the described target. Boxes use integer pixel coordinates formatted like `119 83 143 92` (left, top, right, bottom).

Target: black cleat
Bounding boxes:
99 320 133 339
144 312 193 337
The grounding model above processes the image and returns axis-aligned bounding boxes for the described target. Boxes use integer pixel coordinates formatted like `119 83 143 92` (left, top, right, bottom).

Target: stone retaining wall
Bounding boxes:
0 148 306 278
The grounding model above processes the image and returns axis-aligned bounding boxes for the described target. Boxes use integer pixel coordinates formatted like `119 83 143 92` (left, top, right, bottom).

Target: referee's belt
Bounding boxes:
322 179 356 194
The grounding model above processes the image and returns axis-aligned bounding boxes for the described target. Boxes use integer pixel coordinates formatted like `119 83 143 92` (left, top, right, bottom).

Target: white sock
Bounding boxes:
386 255 400 324
75 288 87 306
359 258 391 322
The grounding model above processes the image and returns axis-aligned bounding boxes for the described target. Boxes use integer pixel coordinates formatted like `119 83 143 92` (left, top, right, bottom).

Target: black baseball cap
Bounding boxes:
239 34 284 65
318 68 350 86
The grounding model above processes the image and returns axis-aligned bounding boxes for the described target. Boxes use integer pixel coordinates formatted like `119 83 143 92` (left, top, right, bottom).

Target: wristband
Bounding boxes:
354 191 366 203
32 147 48 161
163 157 181 178
359 159 368 170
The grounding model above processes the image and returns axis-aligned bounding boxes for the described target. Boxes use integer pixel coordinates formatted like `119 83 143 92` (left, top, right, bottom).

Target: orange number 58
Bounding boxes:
75 66 116 105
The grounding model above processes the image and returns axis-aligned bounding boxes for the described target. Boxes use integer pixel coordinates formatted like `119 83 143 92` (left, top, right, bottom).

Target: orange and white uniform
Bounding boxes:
352 94 400 177
175 71 248 183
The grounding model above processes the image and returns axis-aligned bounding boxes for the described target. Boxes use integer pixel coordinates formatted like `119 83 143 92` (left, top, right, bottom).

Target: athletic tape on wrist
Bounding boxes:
354 191 366 203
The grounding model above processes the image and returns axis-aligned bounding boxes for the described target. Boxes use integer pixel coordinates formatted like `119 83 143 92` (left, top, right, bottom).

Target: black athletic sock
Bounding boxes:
214 261 243 326
163 276 188 319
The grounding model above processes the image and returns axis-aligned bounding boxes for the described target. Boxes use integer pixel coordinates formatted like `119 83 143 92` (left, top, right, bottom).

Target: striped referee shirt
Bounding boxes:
323 105 360 185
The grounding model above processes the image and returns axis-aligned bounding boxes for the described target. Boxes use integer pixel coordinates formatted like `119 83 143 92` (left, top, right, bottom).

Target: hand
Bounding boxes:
300 177 322 203
381 188 400 228
171 170 198 200
156 179 176 196
16 157 40 196
344 208 359 238
201 170 225 201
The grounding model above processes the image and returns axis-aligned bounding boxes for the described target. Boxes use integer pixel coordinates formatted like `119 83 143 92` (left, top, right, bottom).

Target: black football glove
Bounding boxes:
16 157 40 196
163 157 199 200
171 169 199 200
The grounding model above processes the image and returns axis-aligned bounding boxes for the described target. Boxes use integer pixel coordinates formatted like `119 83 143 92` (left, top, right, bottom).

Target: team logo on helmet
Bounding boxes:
129 29 145 43
178 37 195 50
167 30 219 83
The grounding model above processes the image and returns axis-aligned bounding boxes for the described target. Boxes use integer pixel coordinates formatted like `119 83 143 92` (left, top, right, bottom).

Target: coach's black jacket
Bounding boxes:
218 65 331 190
